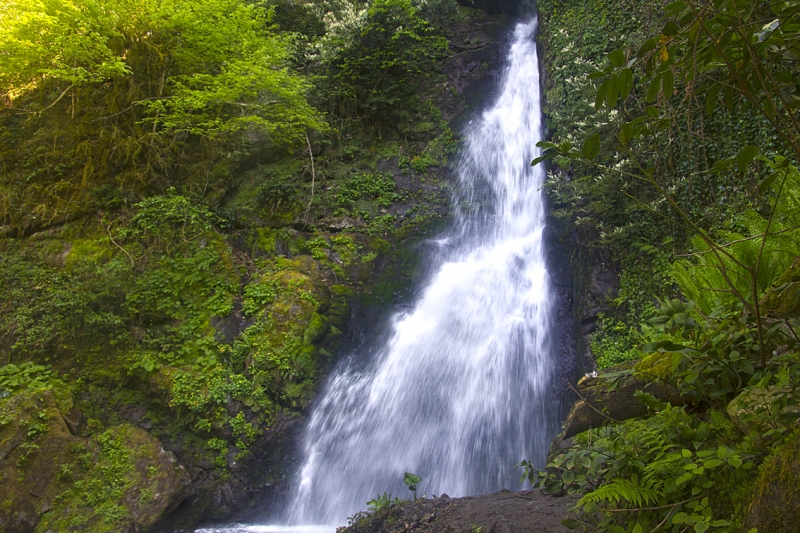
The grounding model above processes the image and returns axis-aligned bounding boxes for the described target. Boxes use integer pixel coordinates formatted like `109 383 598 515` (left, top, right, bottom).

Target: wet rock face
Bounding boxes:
0 390 190 533
435 11 515 125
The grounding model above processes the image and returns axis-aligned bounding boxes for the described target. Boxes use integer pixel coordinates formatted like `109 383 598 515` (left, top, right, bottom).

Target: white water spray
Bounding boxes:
286 17 557 527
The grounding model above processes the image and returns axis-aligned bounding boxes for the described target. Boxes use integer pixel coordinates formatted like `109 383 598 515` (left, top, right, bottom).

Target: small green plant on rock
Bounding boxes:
404 471 422 501
367 492 400 511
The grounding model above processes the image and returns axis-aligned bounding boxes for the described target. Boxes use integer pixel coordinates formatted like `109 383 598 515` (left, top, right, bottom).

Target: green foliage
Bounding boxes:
323 0 450 126
534 1 800 530
367 492 402 511
0 362 57 395
0 0 465 514
0 0 130 92
206 437 229 468
590 315 645 370
328 172 399 218
243 281 279 317
528 405 758 532
672 160 800 316
528 233 800 531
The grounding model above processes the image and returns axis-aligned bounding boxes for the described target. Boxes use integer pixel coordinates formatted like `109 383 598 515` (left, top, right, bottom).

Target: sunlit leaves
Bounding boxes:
0 0 130 98
0 0 326 141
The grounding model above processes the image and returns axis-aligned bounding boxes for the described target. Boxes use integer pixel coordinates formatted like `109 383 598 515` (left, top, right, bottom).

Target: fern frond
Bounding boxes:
578 478 663 508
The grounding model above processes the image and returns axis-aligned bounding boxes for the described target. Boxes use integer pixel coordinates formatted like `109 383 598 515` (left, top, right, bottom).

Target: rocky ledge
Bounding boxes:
338 489 579 533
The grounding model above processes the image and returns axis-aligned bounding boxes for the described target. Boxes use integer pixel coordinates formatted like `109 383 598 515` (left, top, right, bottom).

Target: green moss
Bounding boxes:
39 426 138 531
65 237 113 267
633 352 674 381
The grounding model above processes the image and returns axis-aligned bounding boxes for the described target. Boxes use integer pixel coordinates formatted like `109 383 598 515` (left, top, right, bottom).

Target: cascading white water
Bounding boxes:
282 17 559 528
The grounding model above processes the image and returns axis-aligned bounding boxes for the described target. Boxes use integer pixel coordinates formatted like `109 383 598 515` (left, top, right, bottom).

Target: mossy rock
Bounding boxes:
0 388 79 533
36 423 190 533
0 387 190 533
746 429 800 532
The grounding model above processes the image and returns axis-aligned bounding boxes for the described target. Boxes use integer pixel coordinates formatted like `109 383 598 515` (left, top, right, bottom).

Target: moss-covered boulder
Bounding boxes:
727 386 800 436
746 429 800 532
0 388 189 533
0 389 78 533
558 368 690 440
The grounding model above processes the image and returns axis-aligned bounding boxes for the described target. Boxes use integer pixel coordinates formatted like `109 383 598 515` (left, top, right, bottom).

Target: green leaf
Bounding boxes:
710 159 733 173
595 79 609 109
705 84 720 115
723 85 735 110
582 134 601 160
670 299 685 312
403 472 422 486
619 69 634 99
647 74 662 102
561 519 581 530
531 150 557 167
735 145 759 172
758 172 779 194
637 38 658 57
695 521 710 533
606 76 619 108
663 69 674 98
609 49 625 68
640 340 695 353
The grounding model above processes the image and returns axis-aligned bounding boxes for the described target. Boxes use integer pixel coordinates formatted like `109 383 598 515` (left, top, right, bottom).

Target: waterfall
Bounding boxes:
283 17 559 527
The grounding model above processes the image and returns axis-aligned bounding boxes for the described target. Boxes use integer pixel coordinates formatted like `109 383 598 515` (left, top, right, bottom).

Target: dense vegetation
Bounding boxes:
529 0 800 530
0 0 472 529
4 0 799 531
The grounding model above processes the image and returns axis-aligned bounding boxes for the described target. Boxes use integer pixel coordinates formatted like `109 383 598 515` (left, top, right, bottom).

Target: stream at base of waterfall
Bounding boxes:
194 16 559 533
